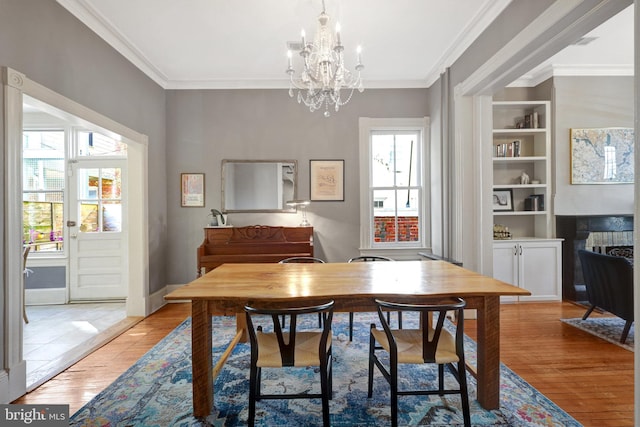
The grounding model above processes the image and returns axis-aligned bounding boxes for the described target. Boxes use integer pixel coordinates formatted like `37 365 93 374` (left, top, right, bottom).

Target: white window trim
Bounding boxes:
358 117 430 253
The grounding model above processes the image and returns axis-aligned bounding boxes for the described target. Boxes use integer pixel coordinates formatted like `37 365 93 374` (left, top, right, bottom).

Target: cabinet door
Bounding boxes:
493 243 518 285
519 241 561 301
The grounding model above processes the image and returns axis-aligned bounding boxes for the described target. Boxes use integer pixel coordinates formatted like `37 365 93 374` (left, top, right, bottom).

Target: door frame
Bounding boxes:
1 66 149 402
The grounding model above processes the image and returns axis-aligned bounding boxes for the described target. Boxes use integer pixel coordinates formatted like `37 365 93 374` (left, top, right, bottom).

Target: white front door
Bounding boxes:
68 159 128 300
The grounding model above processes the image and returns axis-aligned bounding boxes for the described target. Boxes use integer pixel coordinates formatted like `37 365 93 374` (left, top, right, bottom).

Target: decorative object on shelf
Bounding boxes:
516 111 539 129
310 159 345 201
570 128 634 184
286 200 311 226
208 209 227 226
519 171 530 185
181 173 205 207
493 224 512 240
524 195 544 211
286 0 364 117
492 189 513 212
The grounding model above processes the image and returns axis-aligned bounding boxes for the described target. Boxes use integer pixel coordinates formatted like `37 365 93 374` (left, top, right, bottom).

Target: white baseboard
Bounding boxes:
148 284 188 314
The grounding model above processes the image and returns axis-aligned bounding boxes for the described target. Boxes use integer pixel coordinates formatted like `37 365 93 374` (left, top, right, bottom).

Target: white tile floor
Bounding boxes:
23 302 134 390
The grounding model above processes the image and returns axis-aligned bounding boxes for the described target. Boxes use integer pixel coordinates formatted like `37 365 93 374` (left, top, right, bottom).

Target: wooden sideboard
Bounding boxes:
196 225 314 276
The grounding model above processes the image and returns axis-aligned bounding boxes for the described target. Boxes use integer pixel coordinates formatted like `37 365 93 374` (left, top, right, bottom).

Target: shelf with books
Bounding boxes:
491 100 551 240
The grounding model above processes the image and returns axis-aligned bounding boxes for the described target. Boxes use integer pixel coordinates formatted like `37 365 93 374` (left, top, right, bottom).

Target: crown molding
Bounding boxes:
56 0 169 88
509 63 634 87
162 78 430 90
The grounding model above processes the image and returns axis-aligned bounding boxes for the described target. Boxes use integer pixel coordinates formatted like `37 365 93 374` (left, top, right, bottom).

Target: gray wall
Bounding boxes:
0 0 168 294
553 76 634 215
165 88 429 283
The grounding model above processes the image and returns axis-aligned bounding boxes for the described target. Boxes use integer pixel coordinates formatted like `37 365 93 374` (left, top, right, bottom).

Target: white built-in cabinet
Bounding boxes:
493 239 562 301
491 100 562 301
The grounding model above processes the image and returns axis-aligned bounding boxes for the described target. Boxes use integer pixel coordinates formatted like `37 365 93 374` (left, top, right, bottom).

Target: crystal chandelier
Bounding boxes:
286 0 364 117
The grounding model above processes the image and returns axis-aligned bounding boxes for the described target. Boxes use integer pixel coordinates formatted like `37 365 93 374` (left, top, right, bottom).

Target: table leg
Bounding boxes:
192 300 213 418
475 296 500 409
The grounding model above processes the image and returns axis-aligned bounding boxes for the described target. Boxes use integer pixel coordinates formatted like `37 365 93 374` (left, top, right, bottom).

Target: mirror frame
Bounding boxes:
221 159 297 213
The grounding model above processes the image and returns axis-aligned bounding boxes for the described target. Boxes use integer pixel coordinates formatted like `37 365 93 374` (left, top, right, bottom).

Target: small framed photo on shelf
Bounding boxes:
181 173 205 207
492 189 513 212
310 159 345 201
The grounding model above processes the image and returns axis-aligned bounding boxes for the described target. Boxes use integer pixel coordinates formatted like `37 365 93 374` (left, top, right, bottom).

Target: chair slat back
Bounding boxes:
279 256 325 263
245 301 334 367
375 298 465 363
348 255 394 262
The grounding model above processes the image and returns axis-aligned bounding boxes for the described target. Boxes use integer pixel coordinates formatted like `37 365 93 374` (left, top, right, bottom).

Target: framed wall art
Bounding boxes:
310 159 344 201
181 173 205 207
570 127 634 184
492 189 513 212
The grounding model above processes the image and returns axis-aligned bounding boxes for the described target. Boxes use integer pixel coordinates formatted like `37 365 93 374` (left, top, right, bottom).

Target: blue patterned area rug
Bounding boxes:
70 313 580 426
561 317 634 351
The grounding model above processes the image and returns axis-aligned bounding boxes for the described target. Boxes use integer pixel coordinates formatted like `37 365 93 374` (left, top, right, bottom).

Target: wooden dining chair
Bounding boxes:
279 256 326 327
347 255 396 341
279 256 326 263
244 300 335 427
367 297 470 427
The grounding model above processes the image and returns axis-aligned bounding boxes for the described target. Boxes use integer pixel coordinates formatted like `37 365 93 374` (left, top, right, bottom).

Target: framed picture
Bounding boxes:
570 127 634 184
310 159 344 201
493 189 513 212
181 173 205 207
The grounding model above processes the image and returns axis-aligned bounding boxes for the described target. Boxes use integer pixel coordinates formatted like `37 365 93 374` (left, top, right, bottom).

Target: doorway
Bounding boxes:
3 67 149 403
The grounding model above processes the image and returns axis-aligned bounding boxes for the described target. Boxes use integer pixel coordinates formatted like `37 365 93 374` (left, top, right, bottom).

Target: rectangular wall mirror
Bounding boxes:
222 160 297 212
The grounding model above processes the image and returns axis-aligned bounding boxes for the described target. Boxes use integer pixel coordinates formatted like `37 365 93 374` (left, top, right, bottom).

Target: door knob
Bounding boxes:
67 220 76 227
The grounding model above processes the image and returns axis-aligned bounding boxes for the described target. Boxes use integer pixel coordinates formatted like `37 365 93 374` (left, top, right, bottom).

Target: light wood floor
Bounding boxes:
14 301 634 426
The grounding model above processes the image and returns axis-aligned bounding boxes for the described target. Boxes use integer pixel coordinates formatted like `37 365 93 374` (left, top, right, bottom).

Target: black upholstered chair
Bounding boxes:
578 249 634 344
244 300 335 427
368 297 470 427
347 255 397 341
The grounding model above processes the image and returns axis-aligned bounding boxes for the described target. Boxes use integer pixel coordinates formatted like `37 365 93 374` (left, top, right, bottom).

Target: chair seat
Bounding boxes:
371 328 458 364
256 331 332 367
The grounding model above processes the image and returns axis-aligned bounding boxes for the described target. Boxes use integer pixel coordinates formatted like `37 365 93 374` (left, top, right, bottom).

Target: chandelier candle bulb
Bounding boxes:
335 23 341 45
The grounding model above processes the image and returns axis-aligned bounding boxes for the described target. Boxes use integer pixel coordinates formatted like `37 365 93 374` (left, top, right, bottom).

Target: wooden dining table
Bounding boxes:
164 260 530 418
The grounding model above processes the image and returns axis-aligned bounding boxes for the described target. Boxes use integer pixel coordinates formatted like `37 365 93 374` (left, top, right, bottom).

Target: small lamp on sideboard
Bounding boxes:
286 200 311 227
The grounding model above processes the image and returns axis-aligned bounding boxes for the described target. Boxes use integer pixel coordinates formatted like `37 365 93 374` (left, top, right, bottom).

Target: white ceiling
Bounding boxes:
57 0 633 90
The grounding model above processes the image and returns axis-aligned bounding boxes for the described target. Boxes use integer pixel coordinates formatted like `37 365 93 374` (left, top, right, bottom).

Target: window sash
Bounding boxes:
359 117 429 250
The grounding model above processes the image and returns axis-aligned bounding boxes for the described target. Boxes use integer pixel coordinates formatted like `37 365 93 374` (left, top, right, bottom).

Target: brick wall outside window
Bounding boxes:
374 216 419 242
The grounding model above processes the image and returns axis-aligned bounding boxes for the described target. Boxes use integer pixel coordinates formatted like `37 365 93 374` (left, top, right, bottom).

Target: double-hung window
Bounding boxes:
359 118 429 252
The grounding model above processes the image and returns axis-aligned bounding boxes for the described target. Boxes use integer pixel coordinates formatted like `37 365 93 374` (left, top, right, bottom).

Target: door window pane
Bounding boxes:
101 168 122 199
80 202 99 232
102 201 122 232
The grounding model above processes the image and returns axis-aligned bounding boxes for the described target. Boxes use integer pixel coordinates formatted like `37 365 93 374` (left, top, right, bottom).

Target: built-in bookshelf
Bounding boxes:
491 100 561 301
492 101 551 239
